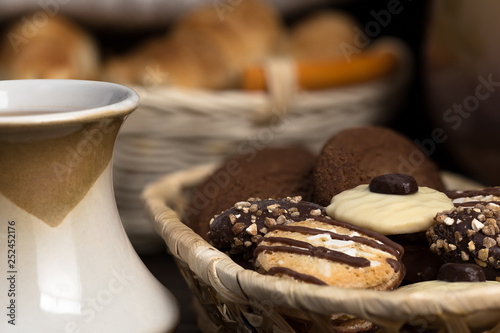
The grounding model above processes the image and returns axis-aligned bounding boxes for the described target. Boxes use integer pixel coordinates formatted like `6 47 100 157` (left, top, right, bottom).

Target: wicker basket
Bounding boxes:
142 164 500 333
114 38 412 253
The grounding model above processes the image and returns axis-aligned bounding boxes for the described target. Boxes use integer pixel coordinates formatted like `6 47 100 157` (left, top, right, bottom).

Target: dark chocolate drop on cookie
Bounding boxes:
369 174 418 195
437 263 486 282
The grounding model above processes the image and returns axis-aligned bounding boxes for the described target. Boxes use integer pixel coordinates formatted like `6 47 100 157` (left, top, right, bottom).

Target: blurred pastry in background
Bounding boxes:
242 10 400 92
0 14 100 80
104 0 286 89
103 34 231 89
289 10 361 62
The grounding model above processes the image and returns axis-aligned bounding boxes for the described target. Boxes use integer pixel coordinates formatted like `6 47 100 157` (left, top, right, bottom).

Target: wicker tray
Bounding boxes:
142 164 500 333
115 38 412 253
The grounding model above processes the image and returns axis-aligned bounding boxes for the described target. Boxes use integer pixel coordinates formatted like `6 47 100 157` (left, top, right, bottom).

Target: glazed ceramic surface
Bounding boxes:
0 80 178 332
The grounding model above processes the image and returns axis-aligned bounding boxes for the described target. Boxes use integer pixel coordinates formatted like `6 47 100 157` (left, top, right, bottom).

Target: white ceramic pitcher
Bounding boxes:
0 80 179 332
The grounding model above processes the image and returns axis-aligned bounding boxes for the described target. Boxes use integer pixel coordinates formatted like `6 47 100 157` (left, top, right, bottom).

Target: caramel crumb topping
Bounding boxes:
310 209 322 216
483 237 497 248
265 217 277 228
276 215 286 224
232 223 245 235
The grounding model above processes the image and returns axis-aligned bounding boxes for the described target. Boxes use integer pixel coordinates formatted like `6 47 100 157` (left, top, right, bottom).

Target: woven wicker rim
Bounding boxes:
142 164 500 331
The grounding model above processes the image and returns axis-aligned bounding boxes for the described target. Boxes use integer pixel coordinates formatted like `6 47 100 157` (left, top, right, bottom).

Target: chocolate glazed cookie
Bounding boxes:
427 203 500 280
446 187 500 206
184 147 316 239
313 126 445 206
208 197 326 260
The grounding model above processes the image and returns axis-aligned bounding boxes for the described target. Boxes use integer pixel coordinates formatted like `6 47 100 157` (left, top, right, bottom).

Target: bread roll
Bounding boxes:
104 0 286 89
290 10 361 61
173 0 286 70
0 14 99 80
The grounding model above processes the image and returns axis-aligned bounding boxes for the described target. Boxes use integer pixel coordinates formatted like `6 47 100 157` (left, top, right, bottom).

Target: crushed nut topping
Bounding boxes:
477 249 489 262
444 217 454 226
264 217 277 228
310 209 322 216
472 218 485 231
251 235 262 243
249 204 258 213
483 237 497 248
276 215 286 224
234 201 252 209
474 258 487 267
232 223 246 235
288 196 302 204
246 223 258 236
266 204 280 212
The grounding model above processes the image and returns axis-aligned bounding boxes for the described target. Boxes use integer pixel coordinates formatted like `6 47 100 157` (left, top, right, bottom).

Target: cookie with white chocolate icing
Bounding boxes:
254 216 405 290
326 174 454 235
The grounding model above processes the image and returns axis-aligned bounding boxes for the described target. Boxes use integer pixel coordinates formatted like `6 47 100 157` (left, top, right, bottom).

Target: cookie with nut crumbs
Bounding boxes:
426 202 500 280
208 197 326 260
254 216 405 290
446 187 500 207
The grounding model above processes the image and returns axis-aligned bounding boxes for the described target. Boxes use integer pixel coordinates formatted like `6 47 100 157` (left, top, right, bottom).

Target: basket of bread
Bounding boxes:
108 1 411 252
0 0 412 253
142 125 500 333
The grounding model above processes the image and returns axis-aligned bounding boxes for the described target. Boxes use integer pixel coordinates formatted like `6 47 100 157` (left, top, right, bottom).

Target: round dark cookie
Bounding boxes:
426 202 500 280
183 147 316 239
208 197 326 260
313 126 445 206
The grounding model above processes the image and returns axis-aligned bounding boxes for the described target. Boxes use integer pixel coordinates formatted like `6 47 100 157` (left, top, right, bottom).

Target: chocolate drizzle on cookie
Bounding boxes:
267 267 328 285
254 236 371 267
254 217 406 289
265 222 403 259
